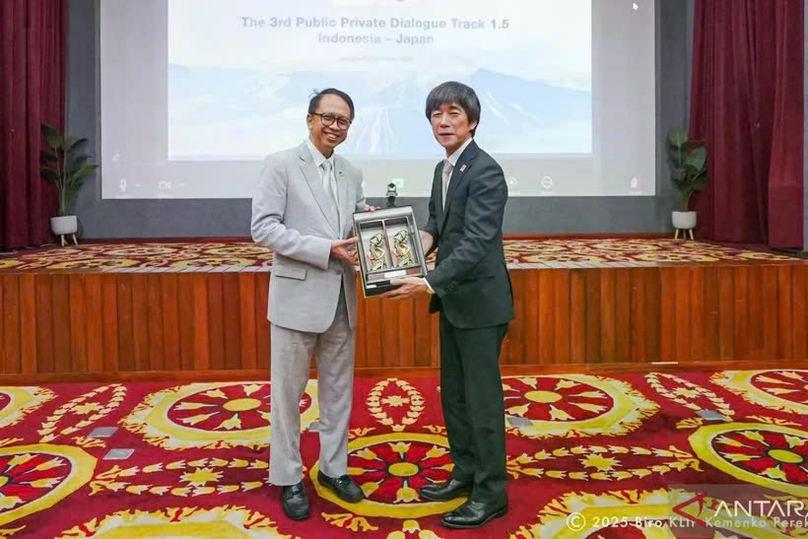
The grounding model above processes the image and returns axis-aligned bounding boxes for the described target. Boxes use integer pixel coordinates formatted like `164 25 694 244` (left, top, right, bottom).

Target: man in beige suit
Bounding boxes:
251 88 371 520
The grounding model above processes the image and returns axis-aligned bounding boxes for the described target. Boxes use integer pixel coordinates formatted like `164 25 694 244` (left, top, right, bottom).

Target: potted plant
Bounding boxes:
668 129 708 239
39 123 98 245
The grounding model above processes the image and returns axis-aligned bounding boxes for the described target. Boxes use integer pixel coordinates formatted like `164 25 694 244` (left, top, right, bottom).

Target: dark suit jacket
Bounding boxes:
423 140 514 329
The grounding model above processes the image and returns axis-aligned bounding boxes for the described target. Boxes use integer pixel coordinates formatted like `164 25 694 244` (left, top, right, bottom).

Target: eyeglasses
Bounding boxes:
312 112 352 130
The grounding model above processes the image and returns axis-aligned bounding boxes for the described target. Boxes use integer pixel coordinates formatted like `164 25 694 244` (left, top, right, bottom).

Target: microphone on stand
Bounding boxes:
386 182 398 208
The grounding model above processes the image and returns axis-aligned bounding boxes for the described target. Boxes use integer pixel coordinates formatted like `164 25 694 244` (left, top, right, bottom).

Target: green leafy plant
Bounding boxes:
668 129 708 212
40 123 98 217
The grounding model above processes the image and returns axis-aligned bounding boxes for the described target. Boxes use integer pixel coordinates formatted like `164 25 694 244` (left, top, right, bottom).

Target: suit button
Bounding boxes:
334 270 341 275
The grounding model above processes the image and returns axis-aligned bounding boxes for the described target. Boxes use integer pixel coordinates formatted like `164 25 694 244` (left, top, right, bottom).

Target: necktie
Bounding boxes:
442 160 454 209
321 160 339 225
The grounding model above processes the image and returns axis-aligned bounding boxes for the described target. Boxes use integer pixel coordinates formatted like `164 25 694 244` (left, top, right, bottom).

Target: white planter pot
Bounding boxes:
51 215 77 235
672 211 697 230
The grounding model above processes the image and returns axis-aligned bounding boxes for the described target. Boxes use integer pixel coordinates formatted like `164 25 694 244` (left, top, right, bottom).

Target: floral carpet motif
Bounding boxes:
0 239 800 272
121 381 317 450
0 371 804 537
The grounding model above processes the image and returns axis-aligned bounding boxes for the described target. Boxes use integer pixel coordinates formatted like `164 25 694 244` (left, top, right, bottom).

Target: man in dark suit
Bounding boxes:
383 81 514 529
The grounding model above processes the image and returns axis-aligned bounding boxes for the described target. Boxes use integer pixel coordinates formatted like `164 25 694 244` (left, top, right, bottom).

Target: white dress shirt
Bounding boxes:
305 137 339 221
442 137 474 206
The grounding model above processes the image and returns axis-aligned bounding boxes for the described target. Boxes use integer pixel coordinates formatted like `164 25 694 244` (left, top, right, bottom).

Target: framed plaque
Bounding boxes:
353 206 428 297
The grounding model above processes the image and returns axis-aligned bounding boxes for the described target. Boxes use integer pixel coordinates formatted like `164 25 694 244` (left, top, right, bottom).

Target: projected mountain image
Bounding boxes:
168 65 592 160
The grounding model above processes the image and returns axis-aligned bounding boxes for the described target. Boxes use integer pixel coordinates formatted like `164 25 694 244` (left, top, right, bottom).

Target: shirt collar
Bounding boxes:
305 137 334 169
446 137 473 167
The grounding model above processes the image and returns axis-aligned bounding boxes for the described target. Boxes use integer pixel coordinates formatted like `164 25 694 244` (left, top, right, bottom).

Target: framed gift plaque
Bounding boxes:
353 206 428 297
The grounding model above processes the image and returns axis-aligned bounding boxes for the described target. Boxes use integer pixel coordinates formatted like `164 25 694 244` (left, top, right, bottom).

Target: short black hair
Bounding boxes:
308 88 355 121
424 81 481 136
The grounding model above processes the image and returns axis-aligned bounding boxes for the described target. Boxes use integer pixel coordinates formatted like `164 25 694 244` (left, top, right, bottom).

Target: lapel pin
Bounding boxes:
460 164 467 172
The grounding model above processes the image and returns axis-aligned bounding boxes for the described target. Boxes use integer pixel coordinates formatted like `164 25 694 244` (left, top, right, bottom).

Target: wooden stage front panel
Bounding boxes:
1 264 806 380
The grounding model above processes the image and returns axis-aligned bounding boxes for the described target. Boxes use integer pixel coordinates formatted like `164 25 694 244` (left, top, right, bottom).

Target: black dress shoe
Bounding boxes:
281 482 309 520
419 479 472 501
441 499 508 529
317 471 364 503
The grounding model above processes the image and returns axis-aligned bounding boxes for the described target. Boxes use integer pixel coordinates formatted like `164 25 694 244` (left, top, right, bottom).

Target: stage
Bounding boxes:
0 238 805 382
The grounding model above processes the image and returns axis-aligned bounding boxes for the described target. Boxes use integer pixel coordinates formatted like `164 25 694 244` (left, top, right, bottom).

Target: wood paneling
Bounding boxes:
539 270 555 363
629 269 645 363
397 298 416 367
555 269 572 363
614 269 630 362
52 274 71 373
116 275 134 372
238 274 257 370
145 275 164 371
178 274 195 372
2 276 21 373
795 266 808 358
0 263 806 381
674 267 691 362
68 275 87 373
718 267 735 360
131 275 149 371
85 274 103 373
569 269 586 363
413 294 436 368
35 274 54 373
222 274 242 371
659 268 676 361
100 274 119 372
161 273 180 372
255 276 270 370
206 273 225 371
644 268 661 361
703 267 720 361
585 270 601 362
599 268 616 361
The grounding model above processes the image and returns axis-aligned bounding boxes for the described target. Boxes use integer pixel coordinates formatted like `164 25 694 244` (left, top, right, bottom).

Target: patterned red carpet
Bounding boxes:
0 239 800 272
0 370 807 537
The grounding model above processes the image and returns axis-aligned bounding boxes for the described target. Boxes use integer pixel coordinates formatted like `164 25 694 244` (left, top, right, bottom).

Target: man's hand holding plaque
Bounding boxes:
352 206 429 297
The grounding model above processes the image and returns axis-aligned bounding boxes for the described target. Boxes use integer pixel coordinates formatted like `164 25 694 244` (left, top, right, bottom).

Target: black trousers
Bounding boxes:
439 314 509 504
